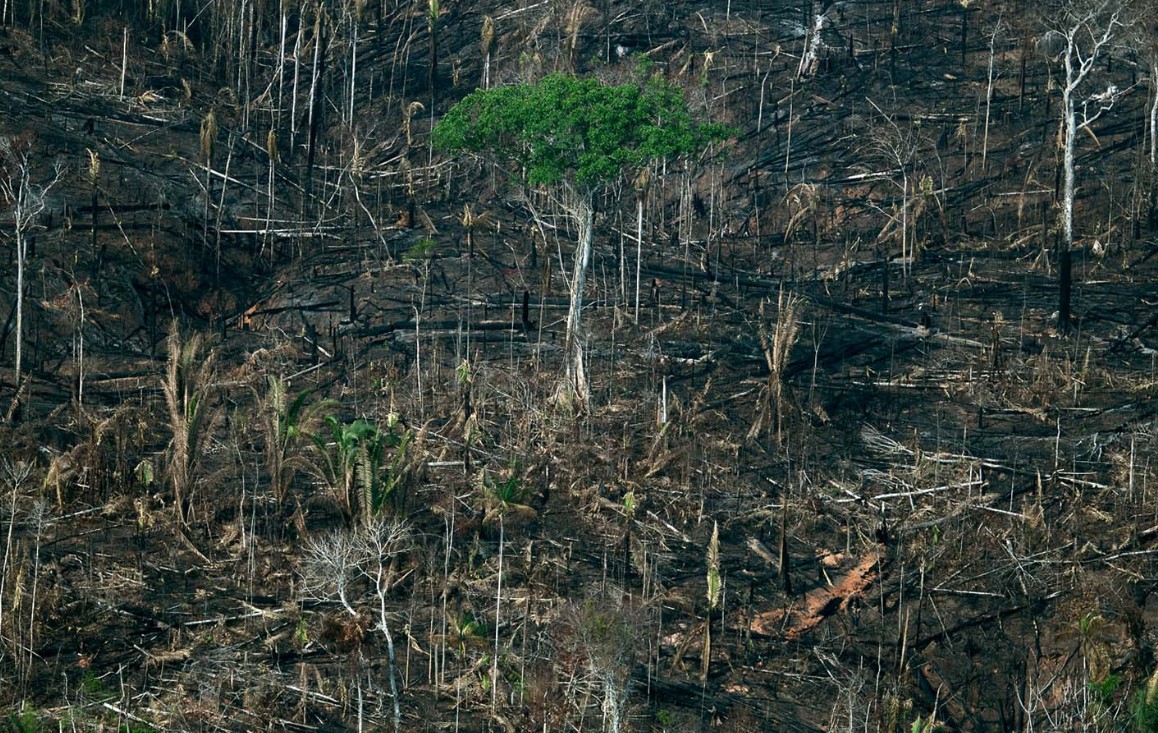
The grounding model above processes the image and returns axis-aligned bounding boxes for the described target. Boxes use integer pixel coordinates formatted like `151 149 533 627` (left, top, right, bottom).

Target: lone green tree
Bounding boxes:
433 72 725 408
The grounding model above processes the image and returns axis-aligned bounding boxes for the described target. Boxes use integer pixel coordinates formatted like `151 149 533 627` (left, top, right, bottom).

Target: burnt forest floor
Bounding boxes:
0 1 1157 732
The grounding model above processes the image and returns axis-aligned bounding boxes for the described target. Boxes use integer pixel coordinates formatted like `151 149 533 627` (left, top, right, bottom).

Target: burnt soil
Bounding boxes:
1 1 1157 731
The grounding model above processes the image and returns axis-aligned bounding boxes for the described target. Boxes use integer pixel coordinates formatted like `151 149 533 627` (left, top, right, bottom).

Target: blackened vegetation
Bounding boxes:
0 1 1156 731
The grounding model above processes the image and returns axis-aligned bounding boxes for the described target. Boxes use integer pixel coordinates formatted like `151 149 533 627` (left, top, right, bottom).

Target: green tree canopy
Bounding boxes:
433 71 726 408
432 72 724 190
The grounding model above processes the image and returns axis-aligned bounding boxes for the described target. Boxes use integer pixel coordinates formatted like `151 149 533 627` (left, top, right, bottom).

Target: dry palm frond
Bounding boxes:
860 424 911 456
266 129 279 163
748 290 802 445
783 182 819 242
403 101 425 148
163 324 220 525
566 2 598 52
481 15 496 55
199 109 218 165
350 134 364 180
634 166 651 194
701 49 716 84
702 520 720 681
85 148 100 182
1145 666 1158 706
167 29 194 53
459 204 491 238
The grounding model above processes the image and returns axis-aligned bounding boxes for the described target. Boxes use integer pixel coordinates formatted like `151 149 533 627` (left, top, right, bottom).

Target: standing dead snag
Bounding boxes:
1038 0 1137 331
1147 13 1158 167
567 589 641 733
427 0 441 97
0 135 62 392
299 519 412 733
480 15 495 89
797 1 836 80
862 100 924 303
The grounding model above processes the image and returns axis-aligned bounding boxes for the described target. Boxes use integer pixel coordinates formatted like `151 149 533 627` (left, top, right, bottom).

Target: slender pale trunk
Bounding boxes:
276 12 287 132
602 669 622 733
428 4 439 96
14 228 23 385
982 23 999 170
1060 73 1076 330
307 10 322 144
491 513 503 713
75 282 84 407
214 135 236 284
241 0 252 131
563 198 595 407
290 10 304 141
783 77 795 185
634 194 643 322
374 565 402 733
1062 88 1075 249
797 3 823 79
266 139 276 263
349 18 357 123
0 469 20 645
119 27 127 101
1150 58 1158 166
901 172 909 281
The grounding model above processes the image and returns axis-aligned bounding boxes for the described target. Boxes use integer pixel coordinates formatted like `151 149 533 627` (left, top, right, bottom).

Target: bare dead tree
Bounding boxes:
0 136 62 391
797 0 835 80
1038 0 1137 331
863 100 923 300
300 518 412 733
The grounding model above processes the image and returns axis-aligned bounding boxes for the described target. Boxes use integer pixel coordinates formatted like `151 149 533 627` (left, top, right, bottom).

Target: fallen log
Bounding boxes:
750 552 881 640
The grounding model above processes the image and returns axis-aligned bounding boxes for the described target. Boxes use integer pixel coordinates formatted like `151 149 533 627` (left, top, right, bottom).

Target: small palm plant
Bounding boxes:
446 608 485 658
262 376 334 506
311 414 411 526
482 461 535 528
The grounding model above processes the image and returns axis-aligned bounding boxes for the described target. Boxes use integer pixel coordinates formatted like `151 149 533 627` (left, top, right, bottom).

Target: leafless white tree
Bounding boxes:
1038 0 1137 330
797 1 837 80
0 137 62 388
300 518 412 733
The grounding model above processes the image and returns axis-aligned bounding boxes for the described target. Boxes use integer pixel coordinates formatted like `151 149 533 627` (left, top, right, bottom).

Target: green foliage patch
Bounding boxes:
433 72 726 191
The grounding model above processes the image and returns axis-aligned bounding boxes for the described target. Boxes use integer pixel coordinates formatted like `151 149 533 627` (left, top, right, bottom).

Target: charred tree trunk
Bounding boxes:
305 12 328 205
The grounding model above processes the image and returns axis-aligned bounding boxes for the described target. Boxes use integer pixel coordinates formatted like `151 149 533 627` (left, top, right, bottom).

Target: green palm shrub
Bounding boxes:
310 414 411 526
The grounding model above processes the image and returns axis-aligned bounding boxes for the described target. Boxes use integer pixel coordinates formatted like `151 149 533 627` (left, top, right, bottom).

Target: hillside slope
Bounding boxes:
1 1 1157 731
